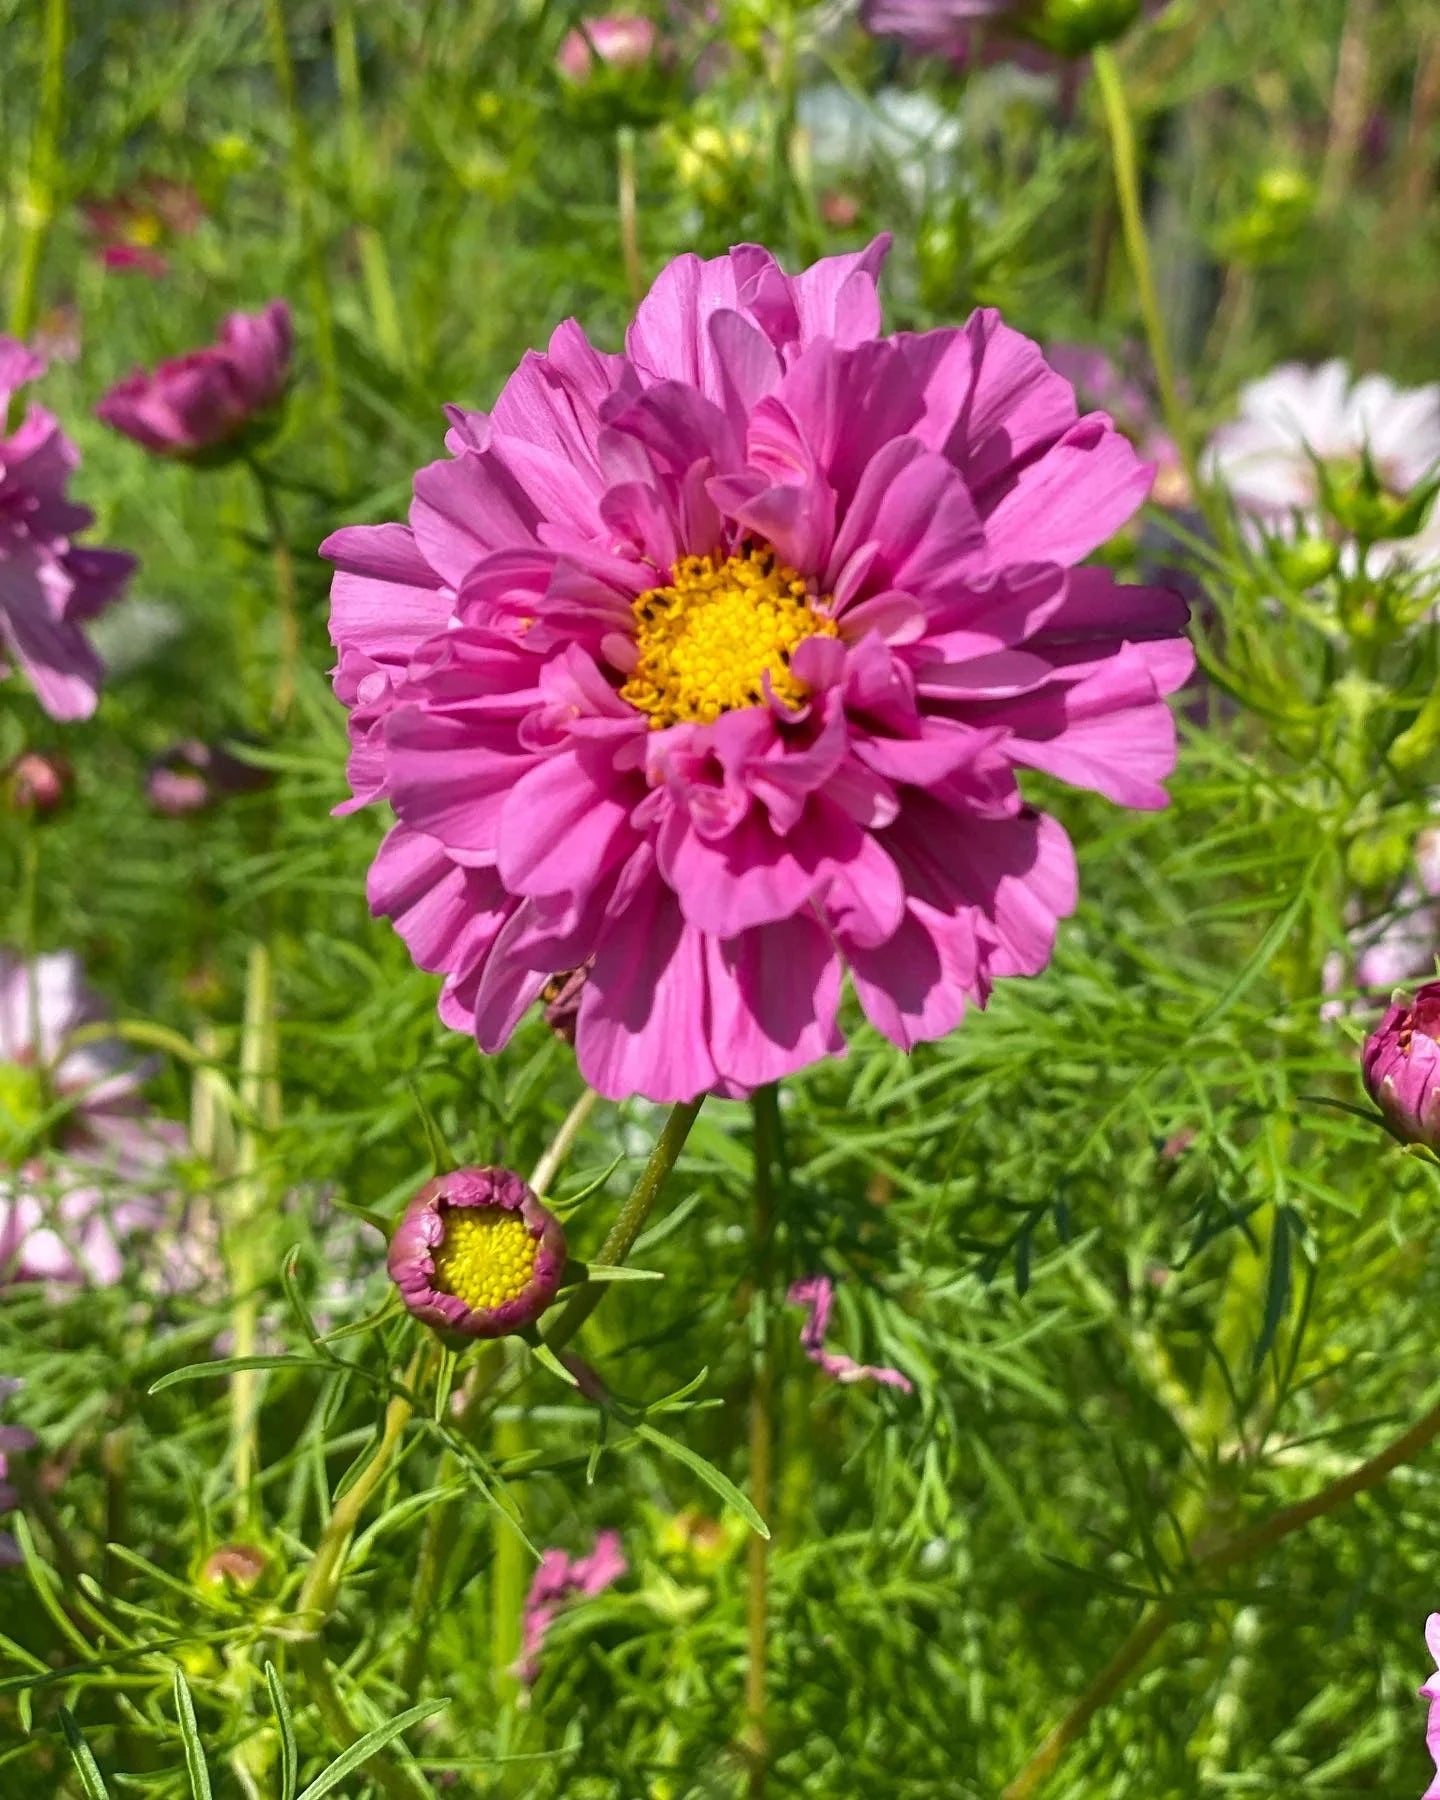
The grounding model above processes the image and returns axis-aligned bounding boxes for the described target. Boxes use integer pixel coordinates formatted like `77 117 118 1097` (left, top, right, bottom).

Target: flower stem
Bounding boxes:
230 941 280 1523
1002 1382 1440 1798
262 0 348 489
743 1084 780 1794
244 457 300 724
543 1097 704 1352
529 1088 600 1199
1090 44 1196 502
7 0 66 371
616 126 644 304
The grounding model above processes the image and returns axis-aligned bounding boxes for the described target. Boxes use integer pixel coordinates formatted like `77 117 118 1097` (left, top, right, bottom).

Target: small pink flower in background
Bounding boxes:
0 340 136 721
145 738 271 816
0 950 177 1287
0 1380 36 1567
324 239 1191 1104
1203 361 1440 571
1361 982 1440 1153
862 0 1158 64
557 14 658 81
387 1166 568 1339
1323 829 1440 1019
787 1275 913 1392
81 178 204 279
517 1530 627 1684
1420 1614 1440 1798
96 300 292 460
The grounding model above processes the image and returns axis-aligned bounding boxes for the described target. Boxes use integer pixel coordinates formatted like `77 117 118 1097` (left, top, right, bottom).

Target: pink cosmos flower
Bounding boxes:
1047 343 1188 508
863 0 1154 62
145 738 272 816
96 301 293 460
0 950 175 1286
387 1166 567 1338
557 14 658 81
787 1275 913 1391
1421 1613 1440 1799
517 1529 627 1684
323 239 1191 1104
1361 982 1440 1153
0 341 135 721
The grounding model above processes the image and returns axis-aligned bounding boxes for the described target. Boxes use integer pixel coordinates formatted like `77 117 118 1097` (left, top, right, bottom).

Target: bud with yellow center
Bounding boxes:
387 1166 567 1339
620 543 838 731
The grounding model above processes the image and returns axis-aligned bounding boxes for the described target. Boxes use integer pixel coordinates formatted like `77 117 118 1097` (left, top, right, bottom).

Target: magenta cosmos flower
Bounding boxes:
387 1166 567 1338
1421 1614 1440 1800
96 301 292 459
863 0 1152 60
0 341 135 721
323 239 1191 1103
1362 983 1440 1152
0 950 175 1286
517 1529 627 1684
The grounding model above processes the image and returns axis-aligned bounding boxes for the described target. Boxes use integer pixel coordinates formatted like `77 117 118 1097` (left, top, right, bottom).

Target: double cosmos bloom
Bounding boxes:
325 240 1192 1103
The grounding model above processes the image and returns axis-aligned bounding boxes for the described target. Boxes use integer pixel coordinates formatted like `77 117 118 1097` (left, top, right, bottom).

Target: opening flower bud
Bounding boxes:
1027 0 1144 54
1363 984 1440 1152
387 1167 566 1339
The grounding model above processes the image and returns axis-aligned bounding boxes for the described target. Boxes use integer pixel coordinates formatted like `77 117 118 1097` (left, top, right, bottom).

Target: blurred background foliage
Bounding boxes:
3 0 1440 1795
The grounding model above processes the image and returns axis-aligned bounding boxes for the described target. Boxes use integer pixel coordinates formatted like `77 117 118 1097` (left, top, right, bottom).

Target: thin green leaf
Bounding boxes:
633 1422 769 1538
171 1667 212 1800
59 1709 111 1800
295 1698 449 1800
265 1662 298 1800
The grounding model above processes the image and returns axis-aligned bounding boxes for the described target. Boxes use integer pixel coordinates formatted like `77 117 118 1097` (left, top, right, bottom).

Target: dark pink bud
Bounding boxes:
1362 982 1440 1151
557 14 658 80
387 1167 567 1339
198 1542 267 1591
6 752 72 816
96 301 293 460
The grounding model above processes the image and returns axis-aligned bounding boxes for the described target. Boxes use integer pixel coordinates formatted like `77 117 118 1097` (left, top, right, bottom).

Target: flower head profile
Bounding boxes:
1204 361 1440 571
787 1274 913 1391
862 0 1151 62
387 1166 567 1338
0 341 135 721
97 301 293 460
1421 1613 1440 1799
1362 982 1440 1152
517 1529 627 1684
0 950 175 1286
324 239 1191 1103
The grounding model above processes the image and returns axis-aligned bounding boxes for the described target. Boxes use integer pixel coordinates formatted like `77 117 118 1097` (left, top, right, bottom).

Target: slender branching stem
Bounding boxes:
743 1084 780 1794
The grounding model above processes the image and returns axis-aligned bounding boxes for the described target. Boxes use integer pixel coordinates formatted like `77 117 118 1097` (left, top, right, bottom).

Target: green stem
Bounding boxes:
263 0 348 488
1002 1382 1440 1798
743 1085 780 1795
293 1640 431 1800
1090 44 1197 505
543 1098 704 1352
333 0 405 367
245 458 300 724
230 942 280 1523
7 0 66 370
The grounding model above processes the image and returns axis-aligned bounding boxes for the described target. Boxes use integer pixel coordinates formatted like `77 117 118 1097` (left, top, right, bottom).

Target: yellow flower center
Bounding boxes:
619 544 837 731
432 1208 539 1312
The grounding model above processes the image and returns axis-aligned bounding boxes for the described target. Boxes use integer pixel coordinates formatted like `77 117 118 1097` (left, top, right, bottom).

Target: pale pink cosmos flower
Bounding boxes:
0 341 136 721
0 950 176 1287
97 301 293 459
323 239 1191 1103
1204 361 1440 572
787 1275 913 1392
1421 1613 1440 1799
516 1530 627 1684
557 14 658 80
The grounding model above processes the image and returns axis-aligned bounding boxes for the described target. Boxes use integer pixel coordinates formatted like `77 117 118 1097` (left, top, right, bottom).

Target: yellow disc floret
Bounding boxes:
432 1208 539 1312
620 543 837 731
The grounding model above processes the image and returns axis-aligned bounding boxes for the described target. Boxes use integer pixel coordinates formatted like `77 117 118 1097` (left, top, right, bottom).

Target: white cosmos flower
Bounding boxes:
1205 360 1440 571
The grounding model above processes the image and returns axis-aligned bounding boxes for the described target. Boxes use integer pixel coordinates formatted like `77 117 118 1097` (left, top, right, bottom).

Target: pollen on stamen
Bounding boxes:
432 1208 540 1312
619 542 837 731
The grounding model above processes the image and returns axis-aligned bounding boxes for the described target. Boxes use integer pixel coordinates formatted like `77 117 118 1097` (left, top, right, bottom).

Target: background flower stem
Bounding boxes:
229 941 280 1524
616 126 644 303
1090 44 1197 506
743 1083 780 1794
1003 1380 1440 1798
7 0 65 362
